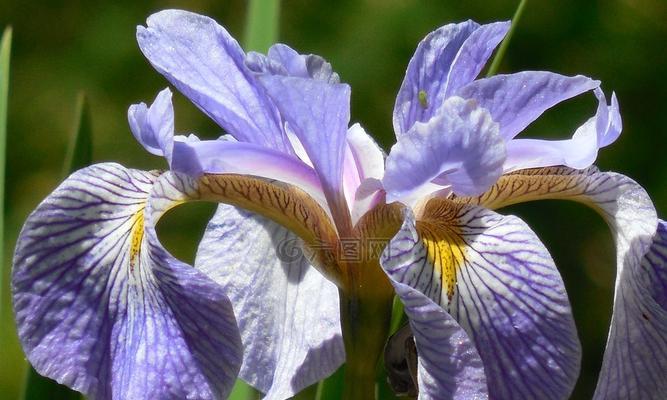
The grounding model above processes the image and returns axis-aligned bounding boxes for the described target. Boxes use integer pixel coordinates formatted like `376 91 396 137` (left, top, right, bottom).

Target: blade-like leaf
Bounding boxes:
229 380 260 400
0 26 12 322
23 93 92 400
486 0 528 77
62 92 92 175
315 365 345 400
244 0 280 52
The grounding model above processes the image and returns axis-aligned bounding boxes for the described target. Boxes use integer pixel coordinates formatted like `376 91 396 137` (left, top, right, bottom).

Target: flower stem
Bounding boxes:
339 288 393 400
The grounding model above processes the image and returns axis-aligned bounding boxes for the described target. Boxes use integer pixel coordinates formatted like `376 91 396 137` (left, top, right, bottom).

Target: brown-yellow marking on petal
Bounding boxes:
193 174 343 285
129 211 145 272
417 199 468 302
454 166 601 210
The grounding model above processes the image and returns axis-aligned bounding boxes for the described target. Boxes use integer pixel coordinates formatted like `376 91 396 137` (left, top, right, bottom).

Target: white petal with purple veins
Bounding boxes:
195 205 344 399
381 203 580 399
12 163 243 399
463 167 666 399
382 210 489 399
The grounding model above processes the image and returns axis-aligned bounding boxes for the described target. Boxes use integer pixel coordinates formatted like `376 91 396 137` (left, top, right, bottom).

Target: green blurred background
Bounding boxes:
1 0 666 398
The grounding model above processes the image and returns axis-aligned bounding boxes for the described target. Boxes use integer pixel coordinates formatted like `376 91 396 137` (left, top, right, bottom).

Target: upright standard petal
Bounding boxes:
246 43 340 84
128 87 175 163
504 89 622 171
344 123 386 224
455 71 600 141
195 205 344 399
257 75 352 231
136 10 291 152
384 97 505 202
393 21 510 136
460 167 666 399
12 163 243 399
381 210 489 400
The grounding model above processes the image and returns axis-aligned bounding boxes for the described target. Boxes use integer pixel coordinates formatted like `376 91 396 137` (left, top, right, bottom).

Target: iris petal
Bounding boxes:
257 74 352 231
12 163 243 399
128 87 174 162
393 21 510 136
504 89 622 171
382 201 580 399
136 10 292 152
382 210 489 399
384 96 505 201
195 205 344 399
170 139 329 214
460 167 666 399
456 71 600 141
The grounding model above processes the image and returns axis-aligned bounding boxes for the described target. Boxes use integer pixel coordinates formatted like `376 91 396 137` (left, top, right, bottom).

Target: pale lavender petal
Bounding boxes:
246 43 340 84
344 123 385 221
468 168 667 399
381 205 580 399
384 97 505 201
393 20 477 136
128 87 174 162
594 220 667 399
456 71 600 140
444 21 511 95
136 10 292 152
171 139 329 213
12 163 242 399
345 123 385 182
382 211 489 399
195 205 344 399
393 21 509 136
504 89 622 171
257 75 351 225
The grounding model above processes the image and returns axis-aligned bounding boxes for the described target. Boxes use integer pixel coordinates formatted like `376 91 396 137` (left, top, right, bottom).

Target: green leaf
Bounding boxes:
229 379 260 400
315 364 345 400
243 0 281 52
291 382 318 400
22 93 92 400
62 92 92 176
486 0 528 77
23 371 81 400
0 26 11 323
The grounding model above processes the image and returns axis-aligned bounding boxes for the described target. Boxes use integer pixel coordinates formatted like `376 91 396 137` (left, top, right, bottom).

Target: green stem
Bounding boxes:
486 0 528 77
339 288 393 400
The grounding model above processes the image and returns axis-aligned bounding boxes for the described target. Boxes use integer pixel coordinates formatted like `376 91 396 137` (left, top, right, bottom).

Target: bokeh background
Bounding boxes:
1 0 666 398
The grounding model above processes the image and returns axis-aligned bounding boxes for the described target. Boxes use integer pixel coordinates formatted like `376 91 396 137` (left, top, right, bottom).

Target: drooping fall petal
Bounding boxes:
195 205 344 399
12 163 243 399
381 202 580 399
460 166 666 399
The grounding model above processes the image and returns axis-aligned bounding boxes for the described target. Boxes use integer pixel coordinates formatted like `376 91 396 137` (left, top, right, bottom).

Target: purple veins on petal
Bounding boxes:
195 205 344 398
381 205 580 399
12 163 243 399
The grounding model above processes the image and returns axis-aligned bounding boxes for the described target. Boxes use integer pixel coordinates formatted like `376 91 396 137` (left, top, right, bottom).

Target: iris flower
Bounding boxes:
12 9 667 400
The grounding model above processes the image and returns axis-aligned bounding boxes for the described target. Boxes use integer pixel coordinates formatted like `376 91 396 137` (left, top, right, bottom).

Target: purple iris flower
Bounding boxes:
11 9 667 400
